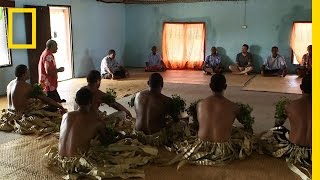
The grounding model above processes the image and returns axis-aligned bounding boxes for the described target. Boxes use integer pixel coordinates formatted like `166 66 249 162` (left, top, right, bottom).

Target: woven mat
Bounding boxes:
0 135 61 180
0 135 301 180
243 75 302 94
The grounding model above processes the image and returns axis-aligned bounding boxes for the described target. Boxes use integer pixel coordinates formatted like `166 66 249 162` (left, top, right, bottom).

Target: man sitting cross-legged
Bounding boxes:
0 65 65 134
258 75 311 178
168 74 253 167
77 70 133 135
145 46 166 72
59 88 107 157
202 46 224 75
261 46 287 77
44 88 158 179
134 73 190 147
229 44 254 75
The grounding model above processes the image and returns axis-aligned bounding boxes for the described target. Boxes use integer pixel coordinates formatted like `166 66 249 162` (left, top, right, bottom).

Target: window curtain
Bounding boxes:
162 23 205 69
290 22 312 64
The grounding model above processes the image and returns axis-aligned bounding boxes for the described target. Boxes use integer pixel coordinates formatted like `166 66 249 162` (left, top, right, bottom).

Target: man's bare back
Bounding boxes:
197 95 239 142
135 90 174 135
286 96 312 147
59 110 106 157
7 79 33 111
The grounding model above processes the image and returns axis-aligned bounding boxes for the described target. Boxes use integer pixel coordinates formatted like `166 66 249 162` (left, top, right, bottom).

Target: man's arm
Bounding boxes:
108 102 132 117
235 105 242 123
235 54 240 66
37 95 65 110
247 53 253 67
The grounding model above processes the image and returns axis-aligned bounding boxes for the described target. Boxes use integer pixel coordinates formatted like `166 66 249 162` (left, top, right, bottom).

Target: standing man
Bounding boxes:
145 46 166 72
261 46 287 77
38 39 66 103
100 49 129 79
202 46 224 75
296 45 312 77
229 44 254 75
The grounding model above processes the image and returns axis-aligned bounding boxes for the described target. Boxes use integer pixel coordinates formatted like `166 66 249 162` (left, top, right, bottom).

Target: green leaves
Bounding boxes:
128 95 136 108
274 97 289 126
30 83 45 98
186 99 202 132
103 88 117 104
236 103 255 129
171 94 186 115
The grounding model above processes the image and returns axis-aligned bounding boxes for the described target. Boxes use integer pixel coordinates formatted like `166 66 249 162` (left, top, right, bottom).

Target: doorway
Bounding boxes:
49 6 73 81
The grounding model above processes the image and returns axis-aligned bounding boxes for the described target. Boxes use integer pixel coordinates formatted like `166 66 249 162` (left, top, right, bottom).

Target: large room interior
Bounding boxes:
0 0 312 179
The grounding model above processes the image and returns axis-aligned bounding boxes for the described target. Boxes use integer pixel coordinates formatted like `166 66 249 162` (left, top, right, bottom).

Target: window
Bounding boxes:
290 22 312 65
162 23 205 69
0 7 11 67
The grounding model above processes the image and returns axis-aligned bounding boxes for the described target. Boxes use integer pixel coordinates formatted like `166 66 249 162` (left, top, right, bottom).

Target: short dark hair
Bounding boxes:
15 64 28 78
301 74 312 94
108 49 116 55
149 73 163 88
152 46 157 49
75 88 93 106
210 74 226 92
272 46 278 50
87 70 101 84
242 44 249 49
211 46 216 49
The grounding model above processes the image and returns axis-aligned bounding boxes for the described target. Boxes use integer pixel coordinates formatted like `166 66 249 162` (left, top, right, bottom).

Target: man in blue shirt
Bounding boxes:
202 47 224 75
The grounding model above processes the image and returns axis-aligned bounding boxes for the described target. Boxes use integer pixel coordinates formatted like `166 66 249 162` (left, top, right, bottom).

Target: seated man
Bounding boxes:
296 45 312 77
229 44 254 75
59 88 107 157
168 74 253 167
261 46 287 77
0 65 65 134
7 65 64 112
202 46 224 75
258 75 311 176
145 46 166 72
134 73 188 147
100 49 129 79
44 88 158 179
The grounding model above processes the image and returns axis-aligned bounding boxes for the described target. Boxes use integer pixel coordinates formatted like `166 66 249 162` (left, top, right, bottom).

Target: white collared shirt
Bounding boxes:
265 54 287 70
147 53 162 66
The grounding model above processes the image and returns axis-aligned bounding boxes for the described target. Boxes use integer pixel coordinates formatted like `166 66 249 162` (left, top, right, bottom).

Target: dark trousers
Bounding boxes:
47 89 62 102
102 69 127 79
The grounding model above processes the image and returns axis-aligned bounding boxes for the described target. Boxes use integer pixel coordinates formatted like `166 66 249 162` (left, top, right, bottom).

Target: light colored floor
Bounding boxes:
0 70 305 179
243 75 302 94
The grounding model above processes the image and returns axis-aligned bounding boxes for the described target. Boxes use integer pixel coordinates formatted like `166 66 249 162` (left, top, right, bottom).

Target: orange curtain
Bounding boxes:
162 23 205 69
290 22 312 64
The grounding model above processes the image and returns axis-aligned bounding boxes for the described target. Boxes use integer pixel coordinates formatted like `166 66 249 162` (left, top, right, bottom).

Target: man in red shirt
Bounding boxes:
38 39 65 103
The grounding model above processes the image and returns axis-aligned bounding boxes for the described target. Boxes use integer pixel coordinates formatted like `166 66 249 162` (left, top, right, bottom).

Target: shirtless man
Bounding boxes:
197 74 241 142
59 88 107 157
169 74 252 167
7 64 64 112
285 74 311 147
258 75 311 175
82 70 132 117
134 73 178 135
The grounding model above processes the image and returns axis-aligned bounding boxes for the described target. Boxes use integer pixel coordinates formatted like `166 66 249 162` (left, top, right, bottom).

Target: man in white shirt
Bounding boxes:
100 49 129 79
145 46 166 72
261 46 287 77
202 47 224 75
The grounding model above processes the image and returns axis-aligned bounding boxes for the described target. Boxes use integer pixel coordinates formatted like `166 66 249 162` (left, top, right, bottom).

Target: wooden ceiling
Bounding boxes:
97 0 245 4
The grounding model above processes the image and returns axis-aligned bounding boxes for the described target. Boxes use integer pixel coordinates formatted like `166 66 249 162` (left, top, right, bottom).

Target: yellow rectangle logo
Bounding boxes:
8 8 36 49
